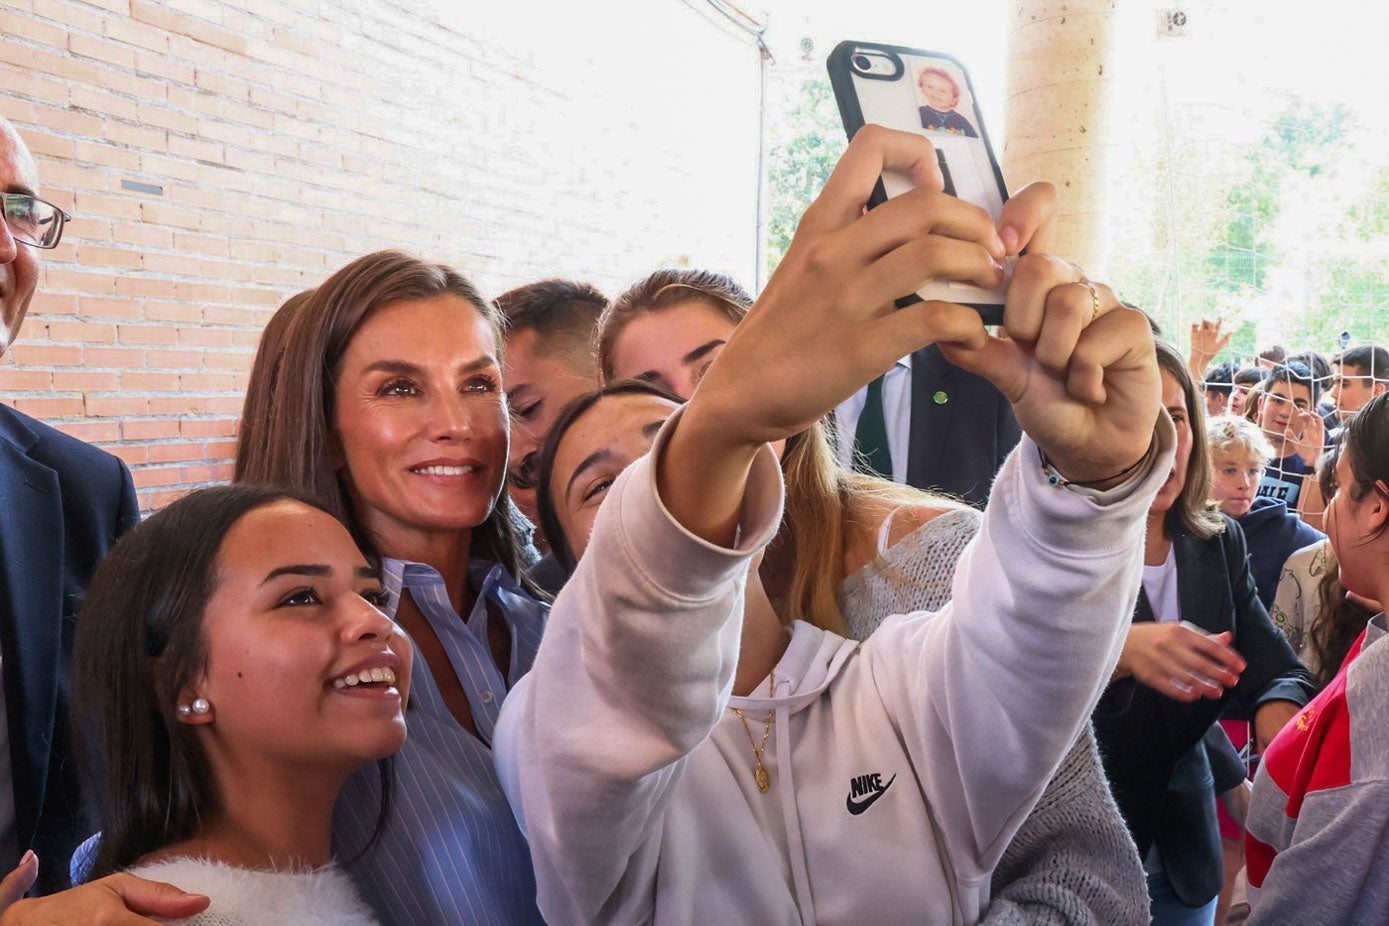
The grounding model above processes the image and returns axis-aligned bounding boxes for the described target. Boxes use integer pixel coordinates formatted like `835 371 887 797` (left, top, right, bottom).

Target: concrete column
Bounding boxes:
1003 0 1118 274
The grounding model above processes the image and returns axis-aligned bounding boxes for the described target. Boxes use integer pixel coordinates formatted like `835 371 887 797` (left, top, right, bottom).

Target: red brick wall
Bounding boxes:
0 0 761 510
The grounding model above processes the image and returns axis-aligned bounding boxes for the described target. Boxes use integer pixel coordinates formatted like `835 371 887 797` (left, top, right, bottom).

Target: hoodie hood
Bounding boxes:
1239 494 1324 551
1238 495 1327 609
729 621 858 715
1240 495 1291 532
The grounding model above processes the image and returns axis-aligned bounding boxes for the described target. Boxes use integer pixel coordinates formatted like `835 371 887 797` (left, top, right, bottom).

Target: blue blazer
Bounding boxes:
0 405 137 893
904 345 1021 506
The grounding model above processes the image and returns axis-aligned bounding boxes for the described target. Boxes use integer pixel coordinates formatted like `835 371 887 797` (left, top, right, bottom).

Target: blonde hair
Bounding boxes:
600 269 953 635
1207 414 1275 466
597 269 748 382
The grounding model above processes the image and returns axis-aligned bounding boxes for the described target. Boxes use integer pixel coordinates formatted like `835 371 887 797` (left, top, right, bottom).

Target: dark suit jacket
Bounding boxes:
1093 517 1314 907
904 345 1021 507
0 405 137 893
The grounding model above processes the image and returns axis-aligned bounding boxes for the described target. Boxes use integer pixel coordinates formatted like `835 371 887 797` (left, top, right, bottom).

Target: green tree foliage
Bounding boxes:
1305 163 1389 346
1204 157 1281 294
1205 100 1353 297
765 78 845 274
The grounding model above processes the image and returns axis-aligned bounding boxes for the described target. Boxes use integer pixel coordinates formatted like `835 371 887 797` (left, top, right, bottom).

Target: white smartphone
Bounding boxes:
828 41 1011 324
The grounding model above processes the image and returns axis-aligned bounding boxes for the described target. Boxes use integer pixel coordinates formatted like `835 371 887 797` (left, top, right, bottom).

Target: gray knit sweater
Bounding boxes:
839 506 1149 925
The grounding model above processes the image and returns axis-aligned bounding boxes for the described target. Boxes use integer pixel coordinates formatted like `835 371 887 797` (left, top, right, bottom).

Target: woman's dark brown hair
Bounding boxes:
233 288 313 483
1306 555 1371 691
1155 338 1225 540
1342 391 1389 511
236 250 537 593
72 485 360 878
1306 440 1375 689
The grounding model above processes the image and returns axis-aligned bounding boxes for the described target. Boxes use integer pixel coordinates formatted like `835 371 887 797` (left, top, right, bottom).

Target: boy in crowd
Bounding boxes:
1255 362 1322 510
1256 345 1287 370
1203 361 1237 418
1208 416 1323 609
495 279 607 592
1328 344 1388 420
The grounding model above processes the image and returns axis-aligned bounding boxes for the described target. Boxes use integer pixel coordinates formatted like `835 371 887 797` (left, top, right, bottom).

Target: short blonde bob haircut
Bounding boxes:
1206 414 1276 466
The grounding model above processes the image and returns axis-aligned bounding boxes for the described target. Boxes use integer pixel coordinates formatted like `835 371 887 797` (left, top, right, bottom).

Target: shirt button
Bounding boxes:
479 690 495 704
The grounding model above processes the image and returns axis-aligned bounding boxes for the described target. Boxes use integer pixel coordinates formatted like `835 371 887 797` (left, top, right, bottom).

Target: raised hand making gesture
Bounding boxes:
1285 406 1326 468
1188 317 1232 378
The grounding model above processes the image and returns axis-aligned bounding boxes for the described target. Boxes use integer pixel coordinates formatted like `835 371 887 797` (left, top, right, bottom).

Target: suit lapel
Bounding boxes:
1134 586 1156 625
906 346 955 489
0 417 63 849
1175 531 1224 634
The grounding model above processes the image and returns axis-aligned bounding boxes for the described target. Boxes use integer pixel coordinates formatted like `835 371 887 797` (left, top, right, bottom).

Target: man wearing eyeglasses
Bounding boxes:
0 116 145 902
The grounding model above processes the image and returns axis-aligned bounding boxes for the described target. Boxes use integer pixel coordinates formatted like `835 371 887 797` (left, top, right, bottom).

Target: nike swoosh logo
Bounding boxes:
845 773 897 815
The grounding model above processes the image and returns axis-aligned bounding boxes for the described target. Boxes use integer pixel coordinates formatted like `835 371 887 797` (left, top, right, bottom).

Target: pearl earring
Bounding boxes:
176 704 191 717
191 698 211 715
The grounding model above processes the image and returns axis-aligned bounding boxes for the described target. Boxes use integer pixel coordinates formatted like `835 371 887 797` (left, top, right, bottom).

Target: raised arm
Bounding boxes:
863 409 1170 882
497 126 1023 924
860 517 1148 925
1187 317 1231 379
495 415 785 924
840 182 1169 881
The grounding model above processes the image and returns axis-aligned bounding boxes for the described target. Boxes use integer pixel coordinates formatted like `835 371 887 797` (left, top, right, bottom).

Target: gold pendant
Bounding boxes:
754 762 771 793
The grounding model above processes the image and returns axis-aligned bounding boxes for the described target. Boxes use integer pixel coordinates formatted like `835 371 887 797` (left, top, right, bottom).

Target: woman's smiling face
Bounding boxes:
331 294 509 554
190 499 413 772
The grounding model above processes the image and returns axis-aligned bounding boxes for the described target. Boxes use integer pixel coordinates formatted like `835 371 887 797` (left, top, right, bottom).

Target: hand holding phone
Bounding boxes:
828 42 1011 323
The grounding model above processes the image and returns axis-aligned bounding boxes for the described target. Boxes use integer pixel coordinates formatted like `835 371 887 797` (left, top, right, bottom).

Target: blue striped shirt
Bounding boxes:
334 557 548 926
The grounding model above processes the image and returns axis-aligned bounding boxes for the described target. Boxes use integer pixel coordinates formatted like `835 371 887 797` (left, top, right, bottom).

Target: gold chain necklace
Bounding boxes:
728 671 775 793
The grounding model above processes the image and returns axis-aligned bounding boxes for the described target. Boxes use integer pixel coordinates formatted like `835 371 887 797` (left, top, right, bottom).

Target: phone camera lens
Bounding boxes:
852 54 871 72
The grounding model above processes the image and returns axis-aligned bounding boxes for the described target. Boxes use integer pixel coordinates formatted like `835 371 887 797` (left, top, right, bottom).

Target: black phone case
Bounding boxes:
827 41 1010 325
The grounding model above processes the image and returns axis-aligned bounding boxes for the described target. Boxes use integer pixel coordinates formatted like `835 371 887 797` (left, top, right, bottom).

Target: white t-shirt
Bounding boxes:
1142 546 1180 624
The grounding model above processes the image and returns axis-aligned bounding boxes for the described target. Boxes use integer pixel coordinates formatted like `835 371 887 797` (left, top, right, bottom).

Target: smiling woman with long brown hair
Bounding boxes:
235 250 548 925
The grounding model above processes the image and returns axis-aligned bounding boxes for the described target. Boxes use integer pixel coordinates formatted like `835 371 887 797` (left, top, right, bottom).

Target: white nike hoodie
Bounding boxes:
496 408 1175 926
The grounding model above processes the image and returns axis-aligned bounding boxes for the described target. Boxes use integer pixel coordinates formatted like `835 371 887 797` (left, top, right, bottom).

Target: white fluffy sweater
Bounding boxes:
126 858 378 925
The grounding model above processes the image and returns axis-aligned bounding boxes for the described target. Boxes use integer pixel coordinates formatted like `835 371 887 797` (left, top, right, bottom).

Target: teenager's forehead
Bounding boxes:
1269 379 1310 398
